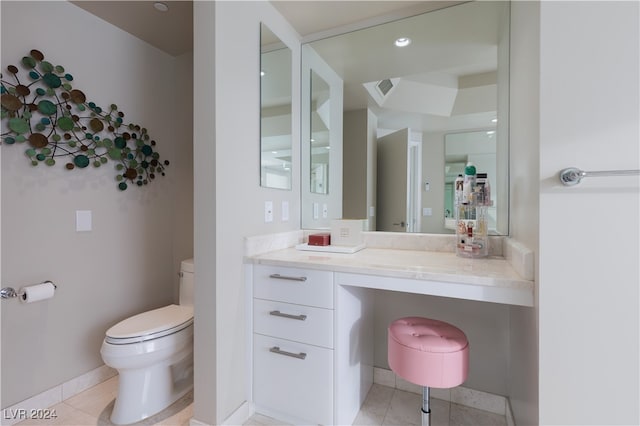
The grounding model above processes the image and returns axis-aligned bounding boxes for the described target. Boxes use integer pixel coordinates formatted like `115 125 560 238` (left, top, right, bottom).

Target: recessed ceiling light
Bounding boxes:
153 2 169 12
394 37 411 47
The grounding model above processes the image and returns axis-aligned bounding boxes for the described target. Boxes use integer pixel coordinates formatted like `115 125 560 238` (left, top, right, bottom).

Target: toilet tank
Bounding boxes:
179 258 194 307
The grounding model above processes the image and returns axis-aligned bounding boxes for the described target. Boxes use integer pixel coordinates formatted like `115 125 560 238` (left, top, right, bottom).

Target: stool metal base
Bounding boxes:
422 386 431 426
421 408 431 426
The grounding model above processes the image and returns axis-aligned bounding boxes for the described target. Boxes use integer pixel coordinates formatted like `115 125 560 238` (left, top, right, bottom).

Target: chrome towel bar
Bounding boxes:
559 167 640 186
1 281 56 299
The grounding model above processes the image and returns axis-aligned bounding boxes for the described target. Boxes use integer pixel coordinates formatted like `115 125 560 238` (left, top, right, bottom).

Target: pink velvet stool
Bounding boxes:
388 317 469 426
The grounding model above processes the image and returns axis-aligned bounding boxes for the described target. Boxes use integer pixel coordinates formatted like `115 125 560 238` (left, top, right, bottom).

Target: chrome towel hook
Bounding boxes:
559 167 640 186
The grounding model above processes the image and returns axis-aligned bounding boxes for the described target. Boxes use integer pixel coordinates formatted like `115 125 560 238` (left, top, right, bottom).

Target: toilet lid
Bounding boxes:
105 304 193 344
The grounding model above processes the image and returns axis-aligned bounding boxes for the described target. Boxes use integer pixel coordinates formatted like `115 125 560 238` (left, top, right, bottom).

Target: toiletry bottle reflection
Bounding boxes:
462 163 476 204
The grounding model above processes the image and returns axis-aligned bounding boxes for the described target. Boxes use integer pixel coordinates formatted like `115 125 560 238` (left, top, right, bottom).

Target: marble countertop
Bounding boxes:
250 247 533 293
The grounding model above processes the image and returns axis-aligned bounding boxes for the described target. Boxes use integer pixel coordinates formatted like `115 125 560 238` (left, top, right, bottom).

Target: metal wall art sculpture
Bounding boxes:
1 49 169 190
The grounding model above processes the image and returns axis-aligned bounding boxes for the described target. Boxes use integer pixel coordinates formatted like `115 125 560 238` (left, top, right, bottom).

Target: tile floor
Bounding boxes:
15 376 192 426
17 378 506 426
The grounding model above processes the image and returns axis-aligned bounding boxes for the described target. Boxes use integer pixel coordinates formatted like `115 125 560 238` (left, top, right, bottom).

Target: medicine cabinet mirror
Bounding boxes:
260 23 292 190
300 1 510 234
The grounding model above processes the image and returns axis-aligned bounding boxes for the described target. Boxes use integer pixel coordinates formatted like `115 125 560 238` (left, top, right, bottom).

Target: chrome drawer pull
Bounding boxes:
269 273 307 282
269 346 307 360
269 310 307 321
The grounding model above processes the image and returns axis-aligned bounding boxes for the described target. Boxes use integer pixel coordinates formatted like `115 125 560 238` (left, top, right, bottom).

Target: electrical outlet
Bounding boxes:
264 201 273 223
422 207 433 216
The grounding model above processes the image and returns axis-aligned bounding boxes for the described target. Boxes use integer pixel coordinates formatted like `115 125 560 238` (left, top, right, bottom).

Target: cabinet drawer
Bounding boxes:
254 299 334 349
253 265 334 309
253 334 333 425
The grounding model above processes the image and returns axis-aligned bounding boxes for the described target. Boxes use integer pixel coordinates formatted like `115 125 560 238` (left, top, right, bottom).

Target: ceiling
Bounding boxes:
69 1 451 56
70 1 193 57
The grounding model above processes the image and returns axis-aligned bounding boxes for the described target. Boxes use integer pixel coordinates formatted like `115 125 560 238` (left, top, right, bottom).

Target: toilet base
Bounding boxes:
110 350 193 425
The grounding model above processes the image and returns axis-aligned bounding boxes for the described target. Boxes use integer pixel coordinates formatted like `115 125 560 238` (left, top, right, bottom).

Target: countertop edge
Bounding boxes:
247 247 534 291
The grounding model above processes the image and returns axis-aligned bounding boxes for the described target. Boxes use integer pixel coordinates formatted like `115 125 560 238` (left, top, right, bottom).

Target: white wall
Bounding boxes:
172 52 195 302
538 2 639 424
507 1 541 425
507 2 540 425
193 3 217 423
1 1 193 408
193 2 301 423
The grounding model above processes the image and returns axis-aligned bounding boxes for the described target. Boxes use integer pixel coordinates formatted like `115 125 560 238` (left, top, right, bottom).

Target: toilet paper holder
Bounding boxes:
1 281 57 299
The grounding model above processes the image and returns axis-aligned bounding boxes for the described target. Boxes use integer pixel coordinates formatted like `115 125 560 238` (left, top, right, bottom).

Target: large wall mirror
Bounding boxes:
260 23 292 190
310 70 331 194
300 1 510 234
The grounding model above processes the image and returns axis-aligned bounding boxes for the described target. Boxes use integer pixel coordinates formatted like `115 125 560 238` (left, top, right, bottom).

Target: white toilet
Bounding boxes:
100 259 194 425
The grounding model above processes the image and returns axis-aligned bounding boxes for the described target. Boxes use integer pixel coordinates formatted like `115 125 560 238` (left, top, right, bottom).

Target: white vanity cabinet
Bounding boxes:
252 265 334 425
249 244 533 425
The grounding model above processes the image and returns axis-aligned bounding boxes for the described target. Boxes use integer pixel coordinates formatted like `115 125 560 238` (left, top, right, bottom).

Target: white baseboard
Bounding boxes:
1 364 117 426
374 367 515 420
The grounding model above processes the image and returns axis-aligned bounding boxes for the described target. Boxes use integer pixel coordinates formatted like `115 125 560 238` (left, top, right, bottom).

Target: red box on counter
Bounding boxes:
308 233 331 246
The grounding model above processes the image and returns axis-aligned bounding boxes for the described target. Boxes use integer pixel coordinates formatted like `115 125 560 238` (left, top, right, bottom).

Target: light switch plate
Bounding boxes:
281 201 289 222
76 210 92 232
422 207 433 217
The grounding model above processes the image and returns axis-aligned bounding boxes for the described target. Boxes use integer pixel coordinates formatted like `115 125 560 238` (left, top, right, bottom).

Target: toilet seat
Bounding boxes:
105 304 193 345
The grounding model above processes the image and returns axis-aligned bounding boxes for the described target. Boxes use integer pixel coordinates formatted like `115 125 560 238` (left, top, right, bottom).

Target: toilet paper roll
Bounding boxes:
20 281 56 303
